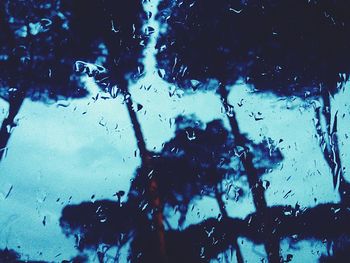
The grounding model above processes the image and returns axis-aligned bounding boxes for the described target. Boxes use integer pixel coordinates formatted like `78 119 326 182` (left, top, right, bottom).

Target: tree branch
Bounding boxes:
165 203 350 262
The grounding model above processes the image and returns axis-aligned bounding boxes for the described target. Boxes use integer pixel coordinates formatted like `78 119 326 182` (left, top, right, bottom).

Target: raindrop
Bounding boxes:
223 103 234 117
190 79 201 90
29 23 41 35
40 18 52 31
113 191 125 198
111 20 119 33
15 26 27 38
159 45 167 52
96 206 107 223
185 130 196 141
146 11 152 19
56 101 71 108
200 247 205 258
110 85 120 98
229 8 243 13
158 69 166 78
74 61 107 77
136 103 143 112
147 170 154 178
141 203 148 211
1 184 13 200
145 26 155 35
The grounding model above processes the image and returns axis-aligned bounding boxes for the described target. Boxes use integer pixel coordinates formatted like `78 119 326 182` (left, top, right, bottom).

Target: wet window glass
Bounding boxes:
1 0 350 262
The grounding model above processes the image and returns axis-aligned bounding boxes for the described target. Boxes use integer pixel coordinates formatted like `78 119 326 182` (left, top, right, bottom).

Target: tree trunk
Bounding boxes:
218 83 280 263
214 187 243 263
120 84 168 262
218 84 267 211
316 90 350 206
0 89 26 161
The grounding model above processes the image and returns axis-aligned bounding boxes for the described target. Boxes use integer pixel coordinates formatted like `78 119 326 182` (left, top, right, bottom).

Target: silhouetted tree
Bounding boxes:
8 1 350 262
61 0 148 91
61 1 172 260
60 198 163 262
242 0 350 206
61 117 283 262
132 116 282 262
133 116 281 222
0 0 88 160
132 117 239 223
61 200 134 251
165 202 350 262
61 194 350 262
1 1 169 260
156 0 284 260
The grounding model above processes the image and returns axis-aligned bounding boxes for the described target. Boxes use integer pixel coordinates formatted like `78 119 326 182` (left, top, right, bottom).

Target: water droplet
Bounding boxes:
74 61 107 77
229 7 243 13
158 69 166 78
186 130 196 141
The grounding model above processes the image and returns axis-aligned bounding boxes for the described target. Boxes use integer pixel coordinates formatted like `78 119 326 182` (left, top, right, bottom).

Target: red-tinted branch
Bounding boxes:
120 84 168 262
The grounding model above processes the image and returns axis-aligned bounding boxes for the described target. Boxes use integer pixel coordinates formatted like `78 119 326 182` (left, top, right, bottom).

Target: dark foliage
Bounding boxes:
0 0 148 161
60 199 136 250
0 0 148 101
245 0 350 98
165 203 350 262
157 0 350 98
61 0 148 91
0 0 87 102
60 201 350 262
0 0 89 160
60 117 283 262
60 198 162 262
131 117 239 220
132 117 281 222
3 0 350 262
0 248 20 263
155 2 288 260
231 0 350 201
156 0 253 89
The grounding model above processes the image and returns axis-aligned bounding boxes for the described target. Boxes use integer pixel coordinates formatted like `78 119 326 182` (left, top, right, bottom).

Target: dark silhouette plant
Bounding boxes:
156 0 284 260
60 117 283 262
57 1 171 260
0 0 88 160
243 0 350 206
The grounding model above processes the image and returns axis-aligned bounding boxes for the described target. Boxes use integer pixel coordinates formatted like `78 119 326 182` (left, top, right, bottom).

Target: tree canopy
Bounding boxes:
0 0 87 101
60 117 283 262
2 1 350 262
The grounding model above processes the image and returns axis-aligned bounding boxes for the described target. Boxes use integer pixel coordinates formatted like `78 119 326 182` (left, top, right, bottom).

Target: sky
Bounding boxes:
1 0 350 262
